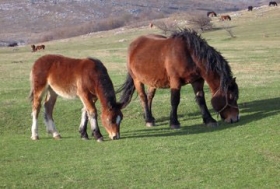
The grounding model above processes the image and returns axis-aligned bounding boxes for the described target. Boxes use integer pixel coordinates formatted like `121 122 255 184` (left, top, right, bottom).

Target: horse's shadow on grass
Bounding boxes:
122 97 280 139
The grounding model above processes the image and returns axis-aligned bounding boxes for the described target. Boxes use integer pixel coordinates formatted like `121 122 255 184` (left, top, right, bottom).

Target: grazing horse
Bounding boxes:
207 11 217 17
31 45 36 52
269 1 277 6
29 54 123 141
118 29 239 129
248 6 253 11
31 44 45 52
220 15 231 21
35 44 45 51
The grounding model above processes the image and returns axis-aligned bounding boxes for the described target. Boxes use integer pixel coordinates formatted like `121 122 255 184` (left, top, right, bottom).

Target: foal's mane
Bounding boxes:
88 58 118 109
170 28 233 92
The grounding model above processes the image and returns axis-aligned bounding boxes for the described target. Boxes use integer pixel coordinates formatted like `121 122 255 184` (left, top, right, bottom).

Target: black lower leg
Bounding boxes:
170 89 180 128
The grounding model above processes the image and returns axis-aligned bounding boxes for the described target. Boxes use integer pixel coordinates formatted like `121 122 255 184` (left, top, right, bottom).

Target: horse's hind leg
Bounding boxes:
147 87 156 126
134 80 154 126
79 107 89 140
44 88 61 139
30 91 43 140
191 79 217 127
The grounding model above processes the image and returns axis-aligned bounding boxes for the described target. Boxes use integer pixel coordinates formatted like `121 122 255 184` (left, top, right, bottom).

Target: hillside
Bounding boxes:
0 0 272 45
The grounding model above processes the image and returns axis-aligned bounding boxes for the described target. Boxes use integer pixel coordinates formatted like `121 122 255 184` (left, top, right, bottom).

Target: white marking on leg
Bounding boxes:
44 119 60 138
31 111 39 140
89 115 98 131
79 108 87 130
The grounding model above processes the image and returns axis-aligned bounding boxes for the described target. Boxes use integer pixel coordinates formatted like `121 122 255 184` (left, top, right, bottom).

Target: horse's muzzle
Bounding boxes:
224 115 240 123
110 133 120 140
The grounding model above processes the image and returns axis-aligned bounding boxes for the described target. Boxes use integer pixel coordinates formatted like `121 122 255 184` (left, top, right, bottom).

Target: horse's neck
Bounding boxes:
203 73 221 95
97 91 116 111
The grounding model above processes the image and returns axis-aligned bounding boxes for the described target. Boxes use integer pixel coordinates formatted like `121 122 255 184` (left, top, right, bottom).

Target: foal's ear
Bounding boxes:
229 77 236 86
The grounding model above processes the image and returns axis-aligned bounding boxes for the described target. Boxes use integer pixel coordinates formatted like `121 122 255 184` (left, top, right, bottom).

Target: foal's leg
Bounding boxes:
134 80 154 126
78 107 89 140
44 88 61 139
31 91 43 140
191 79 217 127
79 95 103 142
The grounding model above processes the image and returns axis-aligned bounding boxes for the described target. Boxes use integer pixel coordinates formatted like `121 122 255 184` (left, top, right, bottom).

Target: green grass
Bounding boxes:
1 7 280 189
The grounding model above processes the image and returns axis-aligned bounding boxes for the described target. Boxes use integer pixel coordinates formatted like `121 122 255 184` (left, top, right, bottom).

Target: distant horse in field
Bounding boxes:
29 54 124 141
35 44 45 51
149 23 154 28
248 6 253 11
269 1 277 6
117 29 239 129
207 11 217 17
31 45 36 52
8 42 18 47
31 44 45 52
220 15 231 21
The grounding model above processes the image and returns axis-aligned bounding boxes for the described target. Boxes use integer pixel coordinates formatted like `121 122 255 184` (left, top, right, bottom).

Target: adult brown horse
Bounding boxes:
29 54 124 141
220 15 231 21
118 29 239 129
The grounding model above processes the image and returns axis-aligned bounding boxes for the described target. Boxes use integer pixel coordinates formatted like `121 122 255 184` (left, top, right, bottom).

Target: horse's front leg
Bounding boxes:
191 79 217 127
79 107 89 140
79 95 103 142
134 80 154 126
147 87 156 125
170 88 181 129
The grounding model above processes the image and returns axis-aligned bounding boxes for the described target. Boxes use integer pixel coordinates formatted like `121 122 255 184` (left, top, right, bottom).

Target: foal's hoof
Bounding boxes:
97 137 103 142
170 124 181 129
53 135 62 140
146 122 155 127
206 122 218 128
31 136 39 140
81 136 89 140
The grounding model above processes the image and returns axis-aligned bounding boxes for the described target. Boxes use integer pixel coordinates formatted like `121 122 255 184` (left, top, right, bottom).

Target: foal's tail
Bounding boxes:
116 73 135 108
29 71 34 103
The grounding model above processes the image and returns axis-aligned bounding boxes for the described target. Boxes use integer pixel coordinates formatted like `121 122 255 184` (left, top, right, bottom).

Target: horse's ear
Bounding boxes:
229 77 236 86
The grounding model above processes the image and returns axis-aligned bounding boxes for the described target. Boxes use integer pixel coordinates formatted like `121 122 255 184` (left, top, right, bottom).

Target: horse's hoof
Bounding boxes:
206 122 218 128
97 137 103 142
170 124 181 129
53 135 61 140
146 122 155 127
81 136 89 140
31 136 39 140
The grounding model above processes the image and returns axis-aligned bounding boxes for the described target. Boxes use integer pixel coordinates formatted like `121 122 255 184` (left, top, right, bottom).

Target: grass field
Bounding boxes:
0 6 280 189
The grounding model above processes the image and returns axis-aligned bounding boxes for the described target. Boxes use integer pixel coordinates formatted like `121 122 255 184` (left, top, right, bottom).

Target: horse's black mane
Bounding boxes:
88 57 118 108
170 28 233 92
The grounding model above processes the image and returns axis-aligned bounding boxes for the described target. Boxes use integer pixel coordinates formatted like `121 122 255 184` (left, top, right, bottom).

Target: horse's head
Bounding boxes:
211 78 239 123
101 103 123 140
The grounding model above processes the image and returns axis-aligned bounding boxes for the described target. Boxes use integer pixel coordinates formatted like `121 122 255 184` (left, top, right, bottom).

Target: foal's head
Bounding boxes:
211 78 239 123
101 103 123 140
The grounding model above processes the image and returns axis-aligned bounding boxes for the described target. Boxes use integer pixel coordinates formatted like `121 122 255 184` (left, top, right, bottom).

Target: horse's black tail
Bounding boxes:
116 73 135 108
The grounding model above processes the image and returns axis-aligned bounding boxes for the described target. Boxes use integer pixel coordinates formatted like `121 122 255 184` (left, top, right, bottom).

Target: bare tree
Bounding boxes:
188 14 213 32
153 20 179 35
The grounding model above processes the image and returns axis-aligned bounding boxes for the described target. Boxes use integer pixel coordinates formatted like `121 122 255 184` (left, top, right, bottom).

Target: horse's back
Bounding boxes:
128 34 194 88
31 54 102 99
